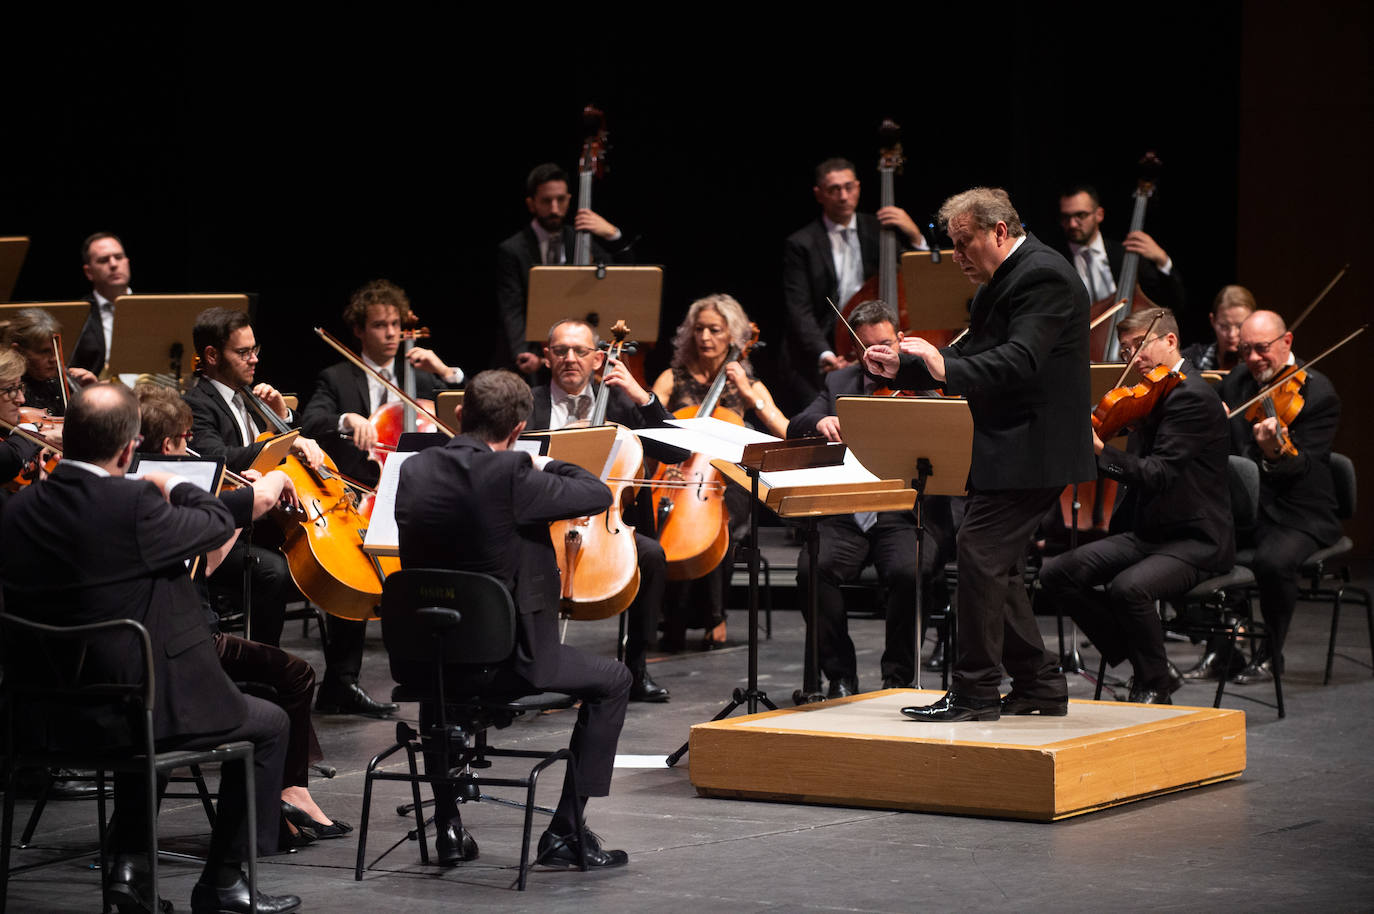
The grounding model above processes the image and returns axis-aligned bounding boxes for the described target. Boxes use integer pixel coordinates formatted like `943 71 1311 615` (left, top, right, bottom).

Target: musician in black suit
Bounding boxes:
299 280 464 488
527 318 677 702
788 301 958 695
70 232 133 377
396 369 631 869
1056 185 1187 319
1040 308 1234 703
496 163 630 376
780 157 927 413
1213 309 1342 683
865 187 1094 722
184 307 397 718
0 383 300 914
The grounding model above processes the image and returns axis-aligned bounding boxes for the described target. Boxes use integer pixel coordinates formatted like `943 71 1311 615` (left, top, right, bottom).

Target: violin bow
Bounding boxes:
313 327 455 437
1112 312 1164 389
1225 323 1368 419
1288 264 1349 334
1090 300 1127 331
52 333 72 410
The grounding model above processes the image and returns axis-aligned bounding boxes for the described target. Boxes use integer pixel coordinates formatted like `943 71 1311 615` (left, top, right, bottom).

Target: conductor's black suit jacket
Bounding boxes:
884 233 1097 491
299 357 456 487
0 464 245 743
395 434 612 686
1097 360 1235 571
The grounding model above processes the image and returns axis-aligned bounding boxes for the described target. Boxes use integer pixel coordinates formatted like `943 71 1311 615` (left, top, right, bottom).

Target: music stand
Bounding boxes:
434 390 464 433
526 265 662 346
899 250 972 333
520 425 618 478
836 396 972 691
664 436 915 766
105 294 249 384
0 237 28 302
0 302 94 343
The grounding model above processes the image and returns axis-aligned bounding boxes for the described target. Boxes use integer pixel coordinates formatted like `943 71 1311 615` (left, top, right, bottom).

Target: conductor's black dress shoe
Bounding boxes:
314 680 398 718
826 676 858 699
107 854 172 914
1000 693 1069 716
901 691 1001 722
536 826 629 869
630 670 670 702
434 819 479 865
190 871 301 914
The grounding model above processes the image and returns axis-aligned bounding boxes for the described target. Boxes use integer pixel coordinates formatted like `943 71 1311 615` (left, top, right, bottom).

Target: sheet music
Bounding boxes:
759 448 879 489
128 458 222 493
638 417 780 463
362 451 416 553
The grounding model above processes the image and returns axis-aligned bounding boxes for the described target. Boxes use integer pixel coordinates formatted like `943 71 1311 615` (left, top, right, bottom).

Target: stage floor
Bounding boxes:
690 691 1246 820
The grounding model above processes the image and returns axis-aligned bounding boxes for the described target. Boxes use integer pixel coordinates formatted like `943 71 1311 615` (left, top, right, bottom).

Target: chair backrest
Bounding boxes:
0 613 155 755
1227 455 1260 531
1330 452 1356 520
380 568 517 670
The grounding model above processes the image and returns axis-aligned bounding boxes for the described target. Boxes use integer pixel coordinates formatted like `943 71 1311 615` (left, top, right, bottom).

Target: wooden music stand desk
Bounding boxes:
106 294 249 383
520 425 618 478
435 390 464 433
0 301 94 345
0 237 29 302
527 265 662 348
900 250 972 334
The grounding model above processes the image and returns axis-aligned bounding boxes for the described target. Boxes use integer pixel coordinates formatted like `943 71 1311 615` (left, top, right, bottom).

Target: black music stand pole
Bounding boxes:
910 457 932 691
791 515 825 706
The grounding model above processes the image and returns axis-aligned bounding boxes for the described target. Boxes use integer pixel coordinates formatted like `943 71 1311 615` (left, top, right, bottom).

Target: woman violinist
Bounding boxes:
2 307 97 417
649 293 789 650
0 348 44 494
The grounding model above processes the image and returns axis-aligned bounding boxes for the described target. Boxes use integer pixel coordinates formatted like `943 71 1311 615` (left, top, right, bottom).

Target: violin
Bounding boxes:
1090 152 1162 361
238 384 390 621
553 320 643 620
0 417 61 492
648 325 760 581
835 119 957 362
1092 363 1186 441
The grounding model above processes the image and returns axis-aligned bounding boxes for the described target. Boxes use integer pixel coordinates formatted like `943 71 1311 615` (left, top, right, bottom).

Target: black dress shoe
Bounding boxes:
1000 693 1069 716
536 826 628 869
881 676 910 690
278 817 317 851
191 872 300 914
281 800 351 839
1181 650 1245 682
826 676 858 699
630 671 670 703
922 640 946 672
901 691 1001 722
1166 660 1184 694
433 819 479 866
1231 659 1274 685
1127 688 1173 704
107 854 172 914
314 680 398 718
15 767 105 800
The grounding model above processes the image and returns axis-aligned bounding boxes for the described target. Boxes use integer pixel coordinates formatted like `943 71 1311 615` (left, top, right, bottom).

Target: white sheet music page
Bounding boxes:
636 417 779 463
363 450 416 555
759 447 880 489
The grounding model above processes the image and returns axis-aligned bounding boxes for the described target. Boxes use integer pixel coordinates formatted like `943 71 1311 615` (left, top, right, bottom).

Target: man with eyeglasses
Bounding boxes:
780 158 928 413
497 163 631 378
1211 309 1342 684
184 307 399 718
786 299 959 697
526 319 677 702
1056 185 1186 319
1040 307 1233 703
300 279 464 488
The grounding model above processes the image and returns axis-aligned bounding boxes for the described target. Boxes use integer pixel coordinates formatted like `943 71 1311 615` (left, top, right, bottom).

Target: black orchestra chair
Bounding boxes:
355 569 585 891
0 614 258 914
1298 454 1372 684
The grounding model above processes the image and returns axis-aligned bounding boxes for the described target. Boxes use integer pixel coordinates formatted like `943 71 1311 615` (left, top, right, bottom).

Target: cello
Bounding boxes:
552 320 643 620
835 119 955 362
648 326 759 581
1091 152 1162 361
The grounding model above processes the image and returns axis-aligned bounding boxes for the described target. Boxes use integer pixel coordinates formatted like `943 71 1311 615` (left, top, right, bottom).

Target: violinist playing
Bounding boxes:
0 348 44 498
2 307 97 417
184 306 398 719
527 318 677 702
1180 285 1256 372
1210 309 1342 685
1039 307 1233 704
299 279 464 488
650 293 788 651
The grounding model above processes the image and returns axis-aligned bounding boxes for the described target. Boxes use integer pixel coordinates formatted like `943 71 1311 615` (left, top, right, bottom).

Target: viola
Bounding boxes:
1243 366 1305 458
238 384 391 621
649 325 760 581
552 320 643 620
835 119 956 362
1092 363 1186 441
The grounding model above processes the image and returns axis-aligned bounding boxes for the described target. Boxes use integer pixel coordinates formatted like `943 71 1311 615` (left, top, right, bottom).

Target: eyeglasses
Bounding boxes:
231 345 262 359
1237 333 1286 358
1118 335 1159 360
177 430 194 441
820 182 858 196
1059 210 1094 223
548 344 596 359
131 435 144 448
0 384 24 400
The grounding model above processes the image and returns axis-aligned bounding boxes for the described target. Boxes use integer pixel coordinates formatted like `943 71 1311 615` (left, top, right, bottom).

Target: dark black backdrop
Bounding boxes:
3 8 1242 400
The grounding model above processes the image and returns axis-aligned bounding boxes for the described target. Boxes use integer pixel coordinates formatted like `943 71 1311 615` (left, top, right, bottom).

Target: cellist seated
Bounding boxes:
526 318 676 702
299 279 464 489
1039 307 1234 704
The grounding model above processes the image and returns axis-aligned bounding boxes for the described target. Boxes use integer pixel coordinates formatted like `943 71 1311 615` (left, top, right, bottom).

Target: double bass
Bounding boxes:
552 320 642 620
1091 152 1162 361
